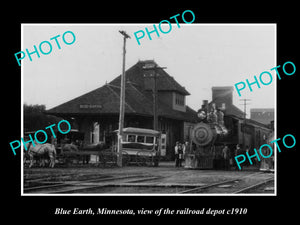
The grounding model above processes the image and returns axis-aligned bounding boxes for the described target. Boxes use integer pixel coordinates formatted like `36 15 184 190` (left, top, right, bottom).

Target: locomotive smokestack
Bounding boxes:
202 100 208 112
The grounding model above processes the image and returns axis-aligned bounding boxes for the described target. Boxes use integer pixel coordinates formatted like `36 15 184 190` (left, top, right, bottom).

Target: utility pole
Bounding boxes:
239 99 251 148
143 63 167 130
117 30 130 167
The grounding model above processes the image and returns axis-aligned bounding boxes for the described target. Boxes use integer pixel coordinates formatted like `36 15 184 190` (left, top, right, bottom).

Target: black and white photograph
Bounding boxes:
21 24 276 195
4 4 298 222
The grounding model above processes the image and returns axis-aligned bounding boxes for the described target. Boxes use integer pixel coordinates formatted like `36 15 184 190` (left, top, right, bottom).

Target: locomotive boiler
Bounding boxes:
185 102 228 169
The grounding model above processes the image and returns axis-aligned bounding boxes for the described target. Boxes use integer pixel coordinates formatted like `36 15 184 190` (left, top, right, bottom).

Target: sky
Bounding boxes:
22 24 276 117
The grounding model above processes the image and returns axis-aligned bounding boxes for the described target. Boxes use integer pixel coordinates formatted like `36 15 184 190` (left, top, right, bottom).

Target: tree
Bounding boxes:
23 104 61 132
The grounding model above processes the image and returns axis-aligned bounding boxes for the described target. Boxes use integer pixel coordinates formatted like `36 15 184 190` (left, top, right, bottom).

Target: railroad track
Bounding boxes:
23 174 163 194
178 172 274 194
23 171 274 194
233 177 274 194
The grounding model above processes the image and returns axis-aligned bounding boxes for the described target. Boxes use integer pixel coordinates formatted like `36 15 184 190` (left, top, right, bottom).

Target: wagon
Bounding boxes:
112 127 162 166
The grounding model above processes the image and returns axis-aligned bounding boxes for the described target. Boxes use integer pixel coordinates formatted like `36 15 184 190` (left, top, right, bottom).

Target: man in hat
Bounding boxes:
174 141 180 167
222 144 230 170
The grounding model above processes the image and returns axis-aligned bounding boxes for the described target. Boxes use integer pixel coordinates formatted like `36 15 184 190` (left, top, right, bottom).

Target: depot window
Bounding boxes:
175 93 185 106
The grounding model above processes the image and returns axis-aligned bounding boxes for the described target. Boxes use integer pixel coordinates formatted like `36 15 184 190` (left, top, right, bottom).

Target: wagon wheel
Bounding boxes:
122 151 130 166
112 152 119 166
63 154 73 166
103 152 114 167
99 151 112 167
145 153 153 167
148 151 158 167
152 152 160 167
108 152 129 167
98 152 105 167
136 151 150 166
55 154 62 165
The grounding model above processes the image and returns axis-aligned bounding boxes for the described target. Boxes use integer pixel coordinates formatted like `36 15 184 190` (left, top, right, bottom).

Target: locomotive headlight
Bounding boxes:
197 110 207 120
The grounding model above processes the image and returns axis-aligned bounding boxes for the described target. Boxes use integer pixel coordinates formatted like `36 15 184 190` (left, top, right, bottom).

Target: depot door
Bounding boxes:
160 133 167 156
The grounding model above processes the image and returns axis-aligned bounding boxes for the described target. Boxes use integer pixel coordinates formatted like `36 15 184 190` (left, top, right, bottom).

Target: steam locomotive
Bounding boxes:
185 102 229 169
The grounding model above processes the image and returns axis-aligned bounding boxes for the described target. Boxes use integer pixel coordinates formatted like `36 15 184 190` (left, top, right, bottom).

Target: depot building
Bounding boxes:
46 60 199 160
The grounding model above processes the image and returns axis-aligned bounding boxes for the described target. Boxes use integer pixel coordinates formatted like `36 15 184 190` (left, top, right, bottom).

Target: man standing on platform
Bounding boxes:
174 141 180 167
222 144 230 170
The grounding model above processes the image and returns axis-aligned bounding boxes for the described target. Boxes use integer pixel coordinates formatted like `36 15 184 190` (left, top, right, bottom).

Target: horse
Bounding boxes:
61 143 79 153
25 142 57 168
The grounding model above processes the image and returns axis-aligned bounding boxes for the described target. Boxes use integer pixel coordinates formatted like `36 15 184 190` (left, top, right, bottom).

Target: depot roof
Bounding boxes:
46 60 198 123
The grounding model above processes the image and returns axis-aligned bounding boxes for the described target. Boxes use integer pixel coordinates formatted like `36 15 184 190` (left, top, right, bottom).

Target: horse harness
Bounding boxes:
28 142 45 155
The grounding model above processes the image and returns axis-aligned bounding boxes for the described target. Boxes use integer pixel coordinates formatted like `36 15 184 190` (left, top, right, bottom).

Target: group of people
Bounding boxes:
174 141 254 170
174 141 189 167
222 144 253 170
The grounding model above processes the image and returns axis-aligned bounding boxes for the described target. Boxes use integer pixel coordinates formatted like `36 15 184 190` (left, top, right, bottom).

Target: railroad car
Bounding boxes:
259 131 274 172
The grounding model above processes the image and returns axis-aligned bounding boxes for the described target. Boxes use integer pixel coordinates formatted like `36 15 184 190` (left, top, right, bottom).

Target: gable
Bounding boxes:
109 60 190 95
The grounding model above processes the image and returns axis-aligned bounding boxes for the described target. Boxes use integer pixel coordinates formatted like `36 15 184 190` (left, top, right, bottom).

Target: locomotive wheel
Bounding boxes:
192 123 214 146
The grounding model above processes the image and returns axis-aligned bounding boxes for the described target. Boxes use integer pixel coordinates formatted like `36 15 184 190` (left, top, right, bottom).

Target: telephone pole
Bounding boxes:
239 98 251 147
117 30 130 167
143 63 166 130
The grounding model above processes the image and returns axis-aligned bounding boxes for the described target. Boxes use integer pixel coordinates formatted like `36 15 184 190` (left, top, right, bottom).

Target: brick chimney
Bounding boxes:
211 86 233 110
